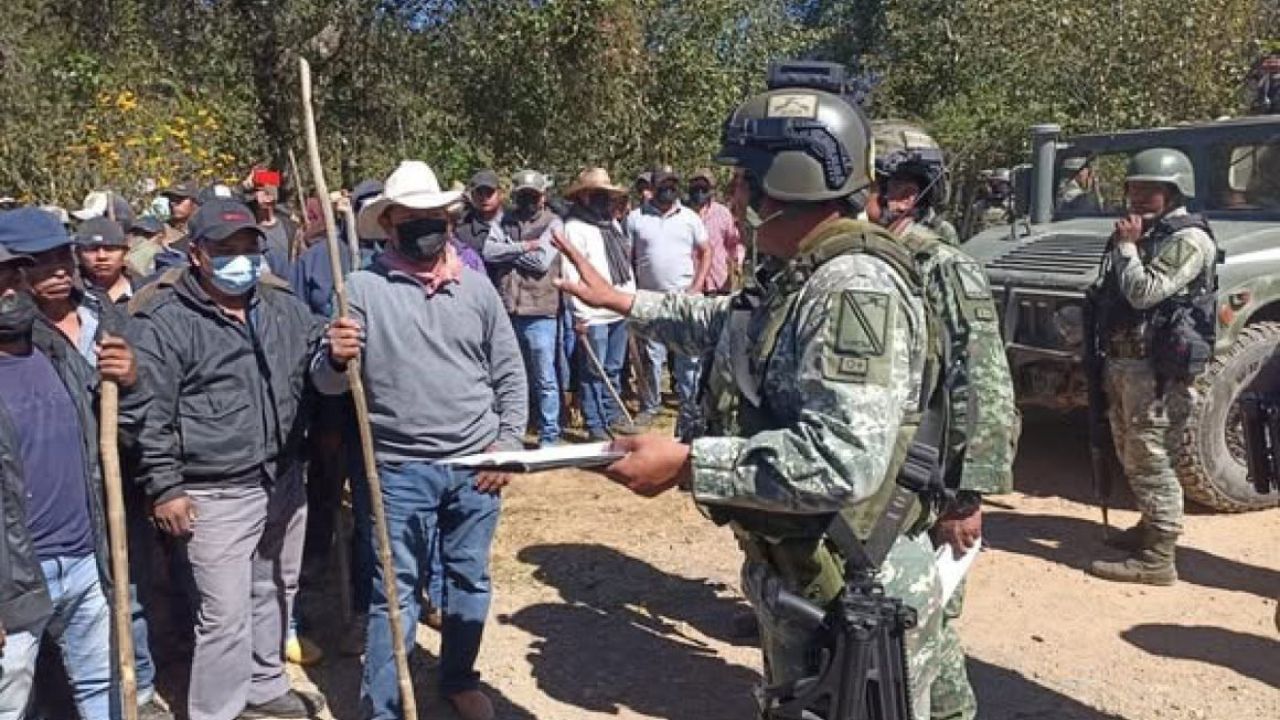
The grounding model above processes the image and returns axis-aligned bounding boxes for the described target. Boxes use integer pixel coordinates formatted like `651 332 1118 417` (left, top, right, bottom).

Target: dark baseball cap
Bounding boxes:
0 207 72 254
0 243 32 267
468 169 500 192
651 165 680 186
352 179 385 213
74 217 129 248
130 215 163 235
161 180 199 200
187 198 264 244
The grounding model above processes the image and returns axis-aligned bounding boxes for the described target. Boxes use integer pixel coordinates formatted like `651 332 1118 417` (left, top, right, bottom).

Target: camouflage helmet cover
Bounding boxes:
716 86 874 204
1125 147 1195 198
870 119 950 208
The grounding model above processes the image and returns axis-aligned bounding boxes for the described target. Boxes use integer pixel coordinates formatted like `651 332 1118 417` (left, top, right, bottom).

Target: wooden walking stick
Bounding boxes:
287 150 307 262
582 338 634 427
102 191 139 720
299 57 419 720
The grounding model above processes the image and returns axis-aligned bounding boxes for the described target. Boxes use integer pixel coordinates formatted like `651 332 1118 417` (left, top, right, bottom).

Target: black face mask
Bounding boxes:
687 188 711 208
584 193 614 220
655 186 679 206
514 193 540 216
0 291 38 342
395 217 450 262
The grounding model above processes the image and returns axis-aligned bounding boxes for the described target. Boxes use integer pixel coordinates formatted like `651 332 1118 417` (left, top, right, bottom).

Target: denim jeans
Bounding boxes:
511 315 561 445
643 340 702 435
360 461 501 720
579 320 628 434
126 487 157 705
0 554 114 720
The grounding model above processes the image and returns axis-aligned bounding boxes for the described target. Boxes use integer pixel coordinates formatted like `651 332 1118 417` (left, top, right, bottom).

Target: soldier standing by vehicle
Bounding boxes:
869 122 1019 720
1086 148 1217 586
964 169 1012 238
555 67 947 718
1057 157 1102 214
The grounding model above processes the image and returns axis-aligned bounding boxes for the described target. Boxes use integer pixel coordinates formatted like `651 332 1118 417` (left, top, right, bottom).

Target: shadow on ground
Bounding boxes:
969 659 1127 719
985 511 1280 600
1013 408 1137 509
1120 624 1280 689
498 543 759 720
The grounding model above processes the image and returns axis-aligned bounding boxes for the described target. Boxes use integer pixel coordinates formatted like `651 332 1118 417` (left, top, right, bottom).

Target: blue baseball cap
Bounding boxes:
0 207 72 254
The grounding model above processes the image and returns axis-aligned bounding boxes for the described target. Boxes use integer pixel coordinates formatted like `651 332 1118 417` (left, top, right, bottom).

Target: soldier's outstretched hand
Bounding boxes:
604 434 691 498
551 230 633 315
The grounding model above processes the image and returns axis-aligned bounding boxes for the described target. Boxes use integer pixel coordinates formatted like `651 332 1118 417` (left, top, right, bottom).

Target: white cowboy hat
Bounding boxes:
564 167 627 200
357 160 463 239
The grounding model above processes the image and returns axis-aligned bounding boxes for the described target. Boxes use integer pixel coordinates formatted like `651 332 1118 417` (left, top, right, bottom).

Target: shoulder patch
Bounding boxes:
823 289 894 384
1152 235 1198 275
952 260 993 301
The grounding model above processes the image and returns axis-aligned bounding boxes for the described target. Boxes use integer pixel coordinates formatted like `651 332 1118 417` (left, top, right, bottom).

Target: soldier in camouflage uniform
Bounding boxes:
869 122 1019 720
1057 156 1102 214
554 79 947 718
869 121 961 246
964 169 1013 238
1087 148 1217 586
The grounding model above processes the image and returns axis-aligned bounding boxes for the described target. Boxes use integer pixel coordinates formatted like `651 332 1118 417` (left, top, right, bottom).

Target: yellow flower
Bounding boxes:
116 91 138 112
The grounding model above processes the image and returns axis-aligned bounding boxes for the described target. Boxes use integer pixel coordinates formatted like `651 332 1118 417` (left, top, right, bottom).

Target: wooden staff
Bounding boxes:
102 191 139 720
287 150 307 261
299 57 418 720
582 338 634 427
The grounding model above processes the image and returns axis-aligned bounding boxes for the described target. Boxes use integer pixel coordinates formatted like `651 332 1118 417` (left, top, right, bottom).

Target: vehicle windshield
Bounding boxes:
1053 136 1280 218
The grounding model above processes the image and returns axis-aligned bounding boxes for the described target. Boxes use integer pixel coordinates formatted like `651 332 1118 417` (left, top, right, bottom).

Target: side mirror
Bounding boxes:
1010 164 1033 218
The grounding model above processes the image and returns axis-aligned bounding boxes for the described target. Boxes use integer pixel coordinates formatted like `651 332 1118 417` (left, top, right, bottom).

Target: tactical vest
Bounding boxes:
705 220 950 602
1097 213 1218 380
900 223 1018 495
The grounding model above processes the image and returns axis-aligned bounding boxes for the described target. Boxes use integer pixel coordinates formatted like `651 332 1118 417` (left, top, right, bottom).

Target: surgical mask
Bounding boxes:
208 254 263 296
395 217 450 262
0 291 37 342
655 186 679 206
687 188 711 208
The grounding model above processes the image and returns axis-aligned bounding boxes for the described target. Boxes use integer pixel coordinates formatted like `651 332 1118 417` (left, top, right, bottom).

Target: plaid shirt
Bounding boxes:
698 200 741 293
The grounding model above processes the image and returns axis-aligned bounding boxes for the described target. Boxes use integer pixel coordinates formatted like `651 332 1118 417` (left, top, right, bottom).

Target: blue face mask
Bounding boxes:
208 253 263 296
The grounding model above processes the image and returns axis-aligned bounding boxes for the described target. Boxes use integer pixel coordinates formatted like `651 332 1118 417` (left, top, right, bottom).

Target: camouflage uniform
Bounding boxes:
921 210 960 246
629 218 945 719
897 220 1018 720
969 199 1011 236
1100 208 1215 537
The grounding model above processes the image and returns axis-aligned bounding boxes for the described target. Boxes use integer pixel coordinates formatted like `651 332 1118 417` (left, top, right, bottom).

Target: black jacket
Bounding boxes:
128 268 324 504
0 316 130 631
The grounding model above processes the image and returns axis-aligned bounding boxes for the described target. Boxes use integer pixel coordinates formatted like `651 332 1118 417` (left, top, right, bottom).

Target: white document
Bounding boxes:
440 442 625 473
934 538 982 604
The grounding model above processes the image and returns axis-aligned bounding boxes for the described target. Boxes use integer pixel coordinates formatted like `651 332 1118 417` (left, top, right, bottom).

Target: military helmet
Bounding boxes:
1125 147 1195 198
870 119 949 209
716 86 874 204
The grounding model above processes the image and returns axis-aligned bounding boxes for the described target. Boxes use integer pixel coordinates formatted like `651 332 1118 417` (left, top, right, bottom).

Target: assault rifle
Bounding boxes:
1239 393 1280 494
1082 283 1121 534
754 406 945 720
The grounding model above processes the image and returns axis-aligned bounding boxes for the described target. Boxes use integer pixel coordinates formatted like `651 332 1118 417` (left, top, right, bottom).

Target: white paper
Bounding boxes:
934 538 982 604
440 442 624 472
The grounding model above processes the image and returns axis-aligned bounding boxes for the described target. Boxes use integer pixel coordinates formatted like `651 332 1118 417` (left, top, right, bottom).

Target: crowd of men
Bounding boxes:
0 51 1247 720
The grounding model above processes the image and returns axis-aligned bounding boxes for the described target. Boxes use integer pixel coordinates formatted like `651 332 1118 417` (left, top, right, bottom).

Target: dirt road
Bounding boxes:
290 411 1279 719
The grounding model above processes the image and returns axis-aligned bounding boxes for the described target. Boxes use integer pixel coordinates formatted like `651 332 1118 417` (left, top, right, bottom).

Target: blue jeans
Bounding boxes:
352 468 444 615
579 320 628 434
0 555 114 720
511 316 561 445
361 462 501 719
643 340 702 435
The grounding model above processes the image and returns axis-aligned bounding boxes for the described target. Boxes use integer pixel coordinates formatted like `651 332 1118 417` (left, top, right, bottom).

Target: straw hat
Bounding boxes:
564 168 627 200
357 161 463 239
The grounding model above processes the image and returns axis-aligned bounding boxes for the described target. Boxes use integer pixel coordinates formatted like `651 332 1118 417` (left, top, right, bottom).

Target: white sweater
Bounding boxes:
560 217 636 325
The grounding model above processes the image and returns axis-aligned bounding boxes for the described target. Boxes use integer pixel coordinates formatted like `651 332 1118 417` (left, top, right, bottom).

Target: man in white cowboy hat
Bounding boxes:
554 167 636 441
316 160 526 720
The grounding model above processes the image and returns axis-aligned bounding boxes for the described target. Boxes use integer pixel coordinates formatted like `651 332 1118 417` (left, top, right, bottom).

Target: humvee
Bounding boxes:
962 115 1280 512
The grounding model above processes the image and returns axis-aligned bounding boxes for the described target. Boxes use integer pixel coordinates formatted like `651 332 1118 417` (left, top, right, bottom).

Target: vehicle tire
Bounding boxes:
1176 321 1280 512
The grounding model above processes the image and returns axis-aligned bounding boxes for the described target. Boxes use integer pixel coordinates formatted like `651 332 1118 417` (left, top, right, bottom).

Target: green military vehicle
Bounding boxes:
962 116 1280 511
